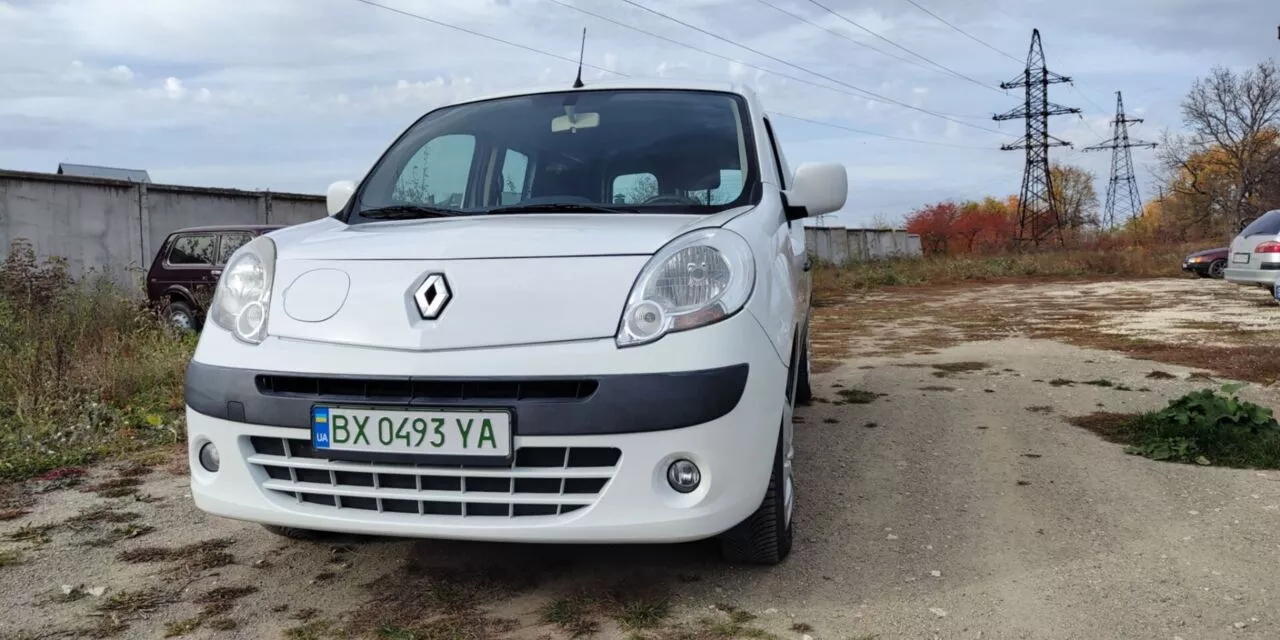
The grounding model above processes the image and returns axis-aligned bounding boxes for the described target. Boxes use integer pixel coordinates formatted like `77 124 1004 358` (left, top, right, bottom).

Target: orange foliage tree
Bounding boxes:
905 198 1016 256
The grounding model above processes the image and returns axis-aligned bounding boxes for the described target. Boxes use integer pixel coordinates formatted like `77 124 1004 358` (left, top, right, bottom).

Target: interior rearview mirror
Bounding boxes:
551 111 600 133
327 180 356 216
783 162 847 220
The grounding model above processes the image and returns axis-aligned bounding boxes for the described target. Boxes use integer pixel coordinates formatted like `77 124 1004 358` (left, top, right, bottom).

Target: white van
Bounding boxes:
183 79 847 565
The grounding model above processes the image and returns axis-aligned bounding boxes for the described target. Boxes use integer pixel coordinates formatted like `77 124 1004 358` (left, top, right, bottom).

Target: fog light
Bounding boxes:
198 442 220 473
666 459 701 493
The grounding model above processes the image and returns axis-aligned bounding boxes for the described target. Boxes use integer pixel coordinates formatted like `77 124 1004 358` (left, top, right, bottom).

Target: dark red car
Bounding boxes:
1182 246 1229 279
146 224 282 330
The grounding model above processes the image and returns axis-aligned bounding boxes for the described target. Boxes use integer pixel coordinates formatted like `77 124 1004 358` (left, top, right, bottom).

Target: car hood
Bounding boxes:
267 208 751 260
258 208 754 351
1187 247 1228 259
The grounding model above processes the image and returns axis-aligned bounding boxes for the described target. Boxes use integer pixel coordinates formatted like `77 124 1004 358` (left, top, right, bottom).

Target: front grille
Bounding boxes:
247 436 619 518
254 375 597 402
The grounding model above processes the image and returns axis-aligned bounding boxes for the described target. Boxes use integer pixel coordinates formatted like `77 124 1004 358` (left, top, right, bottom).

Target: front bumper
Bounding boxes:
185 311 788 543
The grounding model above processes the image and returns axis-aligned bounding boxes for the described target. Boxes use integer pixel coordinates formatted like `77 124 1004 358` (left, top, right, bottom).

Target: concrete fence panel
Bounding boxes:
805 226 923 264
0 169 328 292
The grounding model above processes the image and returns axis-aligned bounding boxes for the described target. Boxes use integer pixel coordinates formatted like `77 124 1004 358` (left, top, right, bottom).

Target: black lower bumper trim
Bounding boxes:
184 361 749 435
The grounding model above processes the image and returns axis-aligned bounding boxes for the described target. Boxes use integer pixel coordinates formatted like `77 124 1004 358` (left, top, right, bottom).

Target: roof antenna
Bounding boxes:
572 27 586 88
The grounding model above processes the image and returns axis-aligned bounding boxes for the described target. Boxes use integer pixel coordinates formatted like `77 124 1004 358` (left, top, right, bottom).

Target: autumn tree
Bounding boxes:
905 198 1015 255
1160 59 1280 235
1049 163 1100 231
904 201 961 254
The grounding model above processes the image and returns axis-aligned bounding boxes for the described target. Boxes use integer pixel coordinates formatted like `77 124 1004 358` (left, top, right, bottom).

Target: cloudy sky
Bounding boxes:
0 0 1275 227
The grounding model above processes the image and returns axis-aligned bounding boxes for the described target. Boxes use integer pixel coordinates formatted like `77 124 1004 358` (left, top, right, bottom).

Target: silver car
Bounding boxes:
1224 209 1280 296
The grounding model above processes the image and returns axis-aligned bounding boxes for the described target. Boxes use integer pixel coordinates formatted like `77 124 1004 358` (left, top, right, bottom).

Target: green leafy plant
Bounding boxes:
1122 384 1280 467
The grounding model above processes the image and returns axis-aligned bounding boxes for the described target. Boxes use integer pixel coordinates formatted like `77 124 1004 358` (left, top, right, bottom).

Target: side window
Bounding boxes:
167 235 216 266
499 149 530 205
762 117 790 189
392 134 476 207
611 172 658 204
217 233 254 264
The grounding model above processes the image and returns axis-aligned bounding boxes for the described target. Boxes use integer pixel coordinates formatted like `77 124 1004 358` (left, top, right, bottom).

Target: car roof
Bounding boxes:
443 78 764 114
168 224 283 235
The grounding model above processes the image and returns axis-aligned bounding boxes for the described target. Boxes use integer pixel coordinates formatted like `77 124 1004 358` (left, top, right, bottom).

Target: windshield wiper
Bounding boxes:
359 204 463 220
485 203 634 214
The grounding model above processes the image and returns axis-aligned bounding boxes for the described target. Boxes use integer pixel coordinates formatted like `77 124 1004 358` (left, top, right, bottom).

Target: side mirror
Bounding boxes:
326 180 356 216
783 162 847 220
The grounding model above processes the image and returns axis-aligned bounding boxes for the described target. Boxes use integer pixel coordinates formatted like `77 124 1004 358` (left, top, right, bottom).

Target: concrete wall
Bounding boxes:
804 226 923 264
0 169 327 290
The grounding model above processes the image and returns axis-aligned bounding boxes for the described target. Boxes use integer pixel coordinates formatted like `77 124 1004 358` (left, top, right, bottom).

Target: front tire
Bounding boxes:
719 429 793 565
1208 259 1226 279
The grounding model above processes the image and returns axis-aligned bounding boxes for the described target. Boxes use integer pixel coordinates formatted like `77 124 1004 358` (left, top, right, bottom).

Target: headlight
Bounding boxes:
210 235 276 344
616 228 755 347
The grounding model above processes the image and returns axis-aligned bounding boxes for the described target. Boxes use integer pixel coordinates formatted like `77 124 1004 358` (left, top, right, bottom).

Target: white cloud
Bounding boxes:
0 0 1272 218
163 77 185 100
106 65 134 84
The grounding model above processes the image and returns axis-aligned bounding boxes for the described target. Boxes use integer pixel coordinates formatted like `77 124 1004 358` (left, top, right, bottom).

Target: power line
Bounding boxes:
348 0 627 78
769 112 1002 150
611 0 1014 137
902 0 1022 63
751 0 949 78
803 0 1000 92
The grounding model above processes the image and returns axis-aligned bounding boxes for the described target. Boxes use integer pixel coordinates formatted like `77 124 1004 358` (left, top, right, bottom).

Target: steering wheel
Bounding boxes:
641 193 700 205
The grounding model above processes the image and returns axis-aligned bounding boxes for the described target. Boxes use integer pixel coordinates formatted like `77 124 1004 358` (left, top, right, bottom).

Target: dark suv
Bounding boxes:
146 225 282 330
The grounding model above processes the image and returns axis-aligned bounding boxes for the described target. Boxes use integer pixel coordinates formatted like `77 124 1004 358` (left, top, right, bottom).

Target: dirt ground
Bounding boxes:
4 276 1280 640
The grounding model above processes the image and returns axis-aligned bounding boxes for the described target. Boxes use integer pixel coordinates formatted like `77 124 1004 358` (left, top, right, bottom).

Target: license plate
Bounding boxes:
311 406 511 457
1233 252 1251 263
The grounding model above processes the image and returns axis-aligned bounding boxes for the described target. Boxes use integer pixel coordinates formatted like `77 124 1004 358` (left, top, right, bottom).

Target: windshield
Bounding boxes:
348 89 758 222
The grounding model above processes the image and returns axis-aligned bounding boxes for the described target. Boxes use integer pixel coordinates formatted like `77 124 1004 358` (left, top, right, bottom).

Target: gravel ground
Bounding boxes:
3 276 1279 639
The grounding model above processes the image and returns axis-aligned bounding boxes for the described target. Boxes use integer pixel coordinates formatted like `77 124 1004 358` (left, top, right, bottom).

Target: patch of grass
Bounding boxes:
0 240 194 483
116 463 153 478
1049 378 1075 387
0 508 29 521
164 616 204 637
0 549 21 567
810 244 1193 299
1083 379 1114 387
83 523 155 547
1071 384 1280 468
790 622 814 632
918 385 957 392
117 537 235 574
931 361 990 376
822 417 839 424
1147 371 1177 380
285 619 344 640
96 586 171 615
614 598 671 631
207 618 238 631
835 388 885 404
349 560 549 637
64 505 141 529
195 585 257 604
85 476 144 497
541 596 602 637
656 613 778 640
6 522 55 545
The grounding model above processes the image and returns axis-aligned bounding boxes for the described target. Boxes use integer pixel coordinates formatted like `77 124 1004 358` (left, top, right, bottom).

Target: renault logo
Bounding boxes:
413 273 451 319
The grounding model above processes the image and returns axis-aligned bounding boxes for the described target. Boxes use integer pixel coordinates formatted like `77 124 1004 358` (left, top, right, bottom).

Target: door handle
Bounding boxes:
210 270 222 277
